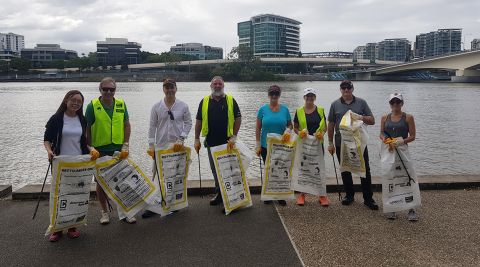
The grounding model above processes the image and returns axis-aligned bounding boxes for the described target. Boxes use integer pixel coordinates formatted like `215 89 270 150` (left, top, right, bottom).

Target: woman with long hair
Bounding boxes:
43 90 99 241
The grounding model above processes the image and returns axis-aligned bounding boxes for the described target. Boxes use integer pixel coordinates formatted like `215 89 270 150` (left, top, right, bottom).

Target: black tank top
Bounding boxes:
384 112 409 139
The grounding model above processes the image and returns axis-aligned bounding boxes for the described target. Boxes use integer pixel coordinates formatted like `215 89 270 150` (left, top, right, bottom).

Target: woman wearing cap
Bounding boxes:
293 88 329 206
43 90 99 242
255 85 293 206
380 92 418 221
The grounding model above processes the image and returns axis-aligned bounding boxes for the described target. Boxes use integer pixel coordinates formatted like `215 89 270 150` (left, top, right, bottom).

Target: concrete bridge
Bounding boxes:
364 50 480 82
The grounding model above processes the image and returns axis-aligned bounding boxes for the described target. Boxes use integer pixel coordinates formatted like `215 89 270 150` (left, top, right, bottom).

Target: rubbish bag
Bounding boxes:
339 110 368 177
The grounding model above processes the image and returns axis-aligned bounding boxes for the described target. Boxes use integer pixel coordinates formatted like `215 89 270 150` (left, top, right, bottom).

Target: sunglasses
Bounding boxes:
340 86 353 90
101 87 116 93
268 91 280 96
389 99 403 105
167 110 174 120
164 83 175 89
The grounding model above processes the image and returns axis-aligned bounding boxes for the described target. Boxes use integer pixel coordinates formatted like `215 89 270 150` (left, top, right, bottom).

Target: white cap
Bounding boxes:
389 92 403 102
303 88 317 96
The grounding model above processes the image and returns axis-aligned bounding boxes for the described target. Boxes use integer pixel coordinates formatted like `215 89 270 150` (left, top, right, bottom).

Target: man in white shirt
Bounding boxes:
143 78 192 218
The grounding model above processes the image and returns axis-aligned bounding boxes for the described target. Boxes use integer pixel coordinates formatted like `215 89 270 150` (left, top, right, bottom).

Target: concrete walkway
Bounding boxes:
0 195 302 267
277 189 480 267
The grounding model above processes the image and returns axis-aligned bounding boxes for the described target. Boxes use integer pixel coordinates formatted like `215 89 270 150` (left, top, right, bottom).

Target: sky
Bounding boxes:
1 0 479 56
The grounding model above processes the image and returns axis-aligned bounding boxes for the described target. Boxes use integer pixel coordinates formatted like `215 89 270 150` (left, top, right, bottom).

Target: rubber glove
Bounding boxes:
298 129 308 139
255 141 262 157
327 140 335 155
314 131 324 141
90 148 100 160
281 129 292 143
147 145 154 158
194 139 201 154
350 112 363 121
227 135 237 151
173 138 185 152
383 137 396 152
393 137 405 147
119 143 129 159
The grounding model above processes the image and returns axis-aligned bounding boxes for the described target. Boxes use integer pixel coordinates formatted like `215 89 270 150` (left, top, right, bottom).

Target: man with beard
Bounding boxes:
194 76 242 207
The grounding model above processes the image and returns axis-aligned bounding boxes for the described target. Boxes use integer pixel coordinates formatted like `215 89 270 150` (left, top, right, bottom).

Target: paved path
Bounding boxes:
277 190 480 267
0 195 302 267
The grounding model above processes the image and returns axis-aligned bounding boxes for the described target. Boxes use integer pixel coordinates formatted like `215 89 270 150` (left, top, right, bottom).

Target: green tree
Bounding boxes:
10 58 31 73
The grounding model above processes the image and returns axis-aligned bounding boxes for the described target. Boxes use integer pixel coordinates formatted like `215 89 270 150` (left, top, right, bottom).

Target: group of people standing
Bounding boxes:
43 76 418 242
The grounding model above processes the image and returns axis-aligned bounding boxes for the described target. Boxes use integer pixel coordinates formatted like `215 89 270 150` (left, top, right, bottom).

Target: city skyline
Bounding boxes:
1 0 479 55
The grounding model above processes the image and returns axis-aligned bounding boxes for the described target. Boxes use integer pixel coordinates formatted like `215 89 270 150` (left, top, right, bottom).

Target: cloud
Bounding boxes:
1 0 479 54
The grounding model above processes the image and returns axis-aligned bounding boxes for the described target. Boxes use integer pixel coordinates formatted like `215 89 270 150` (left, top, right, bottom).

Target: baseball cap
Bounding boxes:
340 80 353 89
163 78 176 86
268 84 281 93
303 88 317 96
389 92 403 102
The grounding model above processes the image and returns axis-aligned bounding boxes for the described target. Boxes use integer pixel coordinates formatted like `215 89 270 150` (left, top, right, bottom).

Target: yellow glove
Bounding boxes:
227 135 237 151
298 129 308 139
281 129 292 143
90 148 100 160
194 139 201 154
383 137 396 152
173 139 185 152
314 131 324 141
147 147 154 158
119 143 129 159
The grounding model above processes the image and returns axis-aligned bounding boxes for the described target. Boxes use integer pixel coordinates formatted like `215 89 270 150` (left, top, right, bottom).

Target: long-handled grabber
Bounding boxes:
331 155 342 201
32 161 52 220
197 152 203 198
383 131 415 186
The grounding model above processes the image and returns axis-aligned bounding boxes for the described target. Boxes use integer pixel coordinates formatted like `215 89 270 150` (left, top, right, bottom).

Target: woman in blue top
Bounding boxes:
255 85 293 206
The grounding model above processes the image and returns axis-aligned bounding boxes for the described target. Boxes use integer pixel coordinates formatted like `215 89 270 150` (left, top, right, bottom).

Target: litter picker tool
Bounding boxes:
259 157 263 186
197 152 203 198
331 155 342 201
152 149 167 206
384 131 415 186
32 160 52 220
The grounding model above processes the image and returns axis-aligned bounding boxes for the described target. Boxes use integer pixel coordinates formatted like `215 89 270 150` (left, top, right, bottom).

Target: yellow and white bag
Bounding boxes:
210 142 252 215
148 144 191 214
46 155 95 235
261 133 297 201
95 156 157 220
339 110 368 177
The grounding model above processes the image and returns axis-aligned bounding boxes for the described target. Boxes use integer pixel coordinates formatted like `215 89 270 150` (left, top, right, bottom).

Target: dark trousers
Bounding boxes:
335 135 373 201
260 147 267 164
205 141 221 194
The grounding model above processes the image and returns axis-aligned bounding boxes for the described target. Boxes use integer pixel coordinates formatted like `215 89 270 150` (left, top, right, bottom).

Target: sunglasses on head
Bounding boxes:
101 87 116 93
167 110 174 120
268 91 280 96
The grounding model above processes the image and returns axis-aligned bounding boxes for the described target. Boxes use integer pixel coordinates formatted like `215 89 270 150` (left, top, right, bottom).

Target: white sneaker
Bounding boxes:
386 212 397 220
407 209 419 222
122 217 137 224
100 211 110 225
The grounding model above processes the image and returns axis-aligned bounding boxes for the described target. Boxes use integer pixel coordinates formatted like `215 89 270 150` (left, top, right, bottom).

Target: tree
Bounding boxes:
52 60 65 70
10 58 31 73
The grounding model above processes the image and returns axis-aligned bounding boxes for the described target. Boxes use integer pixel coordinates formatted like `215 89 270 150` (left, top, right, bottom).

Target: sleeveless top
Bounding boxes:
384 112 409 139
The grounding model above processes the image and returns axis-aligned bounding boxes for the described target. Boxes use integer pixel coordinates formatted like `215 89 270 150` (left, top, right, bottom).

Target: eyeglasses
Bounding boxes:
167 110 174 120
340 86 353 90
268 91 280 96
101 87 116 93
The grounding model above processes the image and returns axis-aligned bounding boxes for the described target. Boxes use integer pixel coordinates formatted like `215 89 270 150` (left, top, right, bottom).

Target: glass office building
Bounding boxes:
414 29 462 58
237 14 301 57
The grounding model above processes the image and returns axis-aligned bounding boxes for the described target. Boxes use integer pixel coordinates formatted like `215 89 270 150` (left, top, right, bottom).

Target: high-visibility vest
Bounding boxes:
296 105 326 135
201 94 234 137
91 98 125 147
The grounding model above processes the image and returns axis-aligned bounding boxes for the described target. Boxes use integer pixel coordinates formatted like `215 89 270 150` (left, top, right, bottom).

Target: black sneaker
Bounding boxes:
341 197 354 206
277 200 287 206
209 193 223 206
141 210 156 219
263 200 273 204
364 200 379 210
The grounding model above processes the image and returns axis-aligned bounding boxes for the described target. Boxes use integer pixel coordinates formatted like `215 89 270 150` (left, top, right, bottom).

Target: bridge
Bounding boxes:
364 50 480 82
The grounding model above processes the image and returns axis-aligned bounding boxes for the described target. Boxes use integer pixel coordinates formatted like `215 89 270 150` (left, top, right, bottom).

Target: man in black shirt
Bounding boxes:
194 76 242 206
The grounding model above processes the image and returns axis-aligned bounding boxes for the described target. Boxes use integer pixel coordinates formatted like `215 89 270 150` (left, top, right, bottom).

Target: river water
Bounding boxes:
1 81 479 190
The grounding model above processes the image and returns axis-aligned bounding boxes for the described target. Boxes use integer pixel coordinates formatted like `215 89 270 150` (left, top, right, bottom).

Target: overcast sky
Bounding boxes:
1 0 479 55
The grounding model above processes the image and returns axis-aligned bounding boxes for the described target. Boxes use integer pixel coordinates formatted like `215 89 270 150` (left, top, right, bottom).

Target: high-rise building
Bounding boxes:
0 32 25 60
414 29 462 58
170 43 223 60
471 39 480 51
353 46 366 61
237 14 301 57
365 43 378 62
21 44 77 67
96 38 141 66
377 38 411 62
